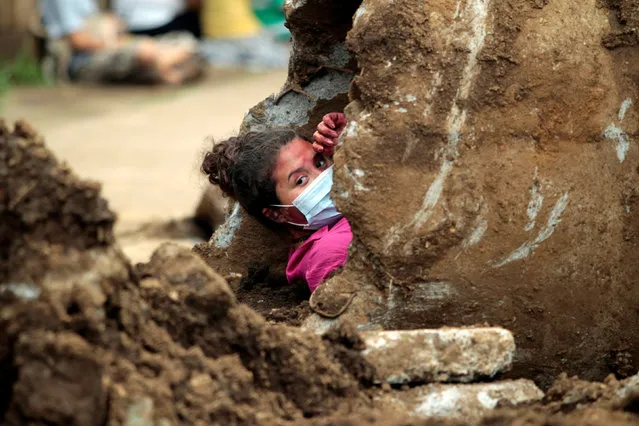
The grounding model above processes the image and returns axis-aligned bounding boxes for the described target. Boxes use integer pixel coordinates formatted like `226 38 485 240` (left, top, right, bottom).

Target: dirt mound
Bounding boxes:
2 116 639 424
0 119 115 284
0 121 374 425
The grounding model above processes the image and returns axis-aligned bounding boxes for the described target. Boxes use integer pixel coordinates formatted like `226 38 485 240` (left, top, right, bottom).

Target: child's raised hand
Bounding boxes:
313 112 347 156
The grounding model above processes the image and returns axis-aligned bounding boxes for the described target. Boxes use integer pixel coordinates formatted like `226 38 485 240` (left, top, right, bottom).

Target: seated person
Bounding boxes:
40 0 203 84
201 113 350 293
113 0 201 39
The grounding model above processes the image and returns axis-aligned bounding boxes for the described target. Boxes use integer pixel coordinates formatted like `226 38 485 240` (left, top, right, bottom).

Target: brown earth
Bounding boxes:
1 121 638 425
202 0 639 391
3 0 639 424
2 118 639 425
0 121 375 425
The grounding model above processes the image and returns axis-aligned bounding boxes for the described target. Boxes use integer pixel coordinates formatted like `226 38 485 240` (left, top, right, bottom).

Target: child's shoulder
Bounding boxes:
311 218 352 251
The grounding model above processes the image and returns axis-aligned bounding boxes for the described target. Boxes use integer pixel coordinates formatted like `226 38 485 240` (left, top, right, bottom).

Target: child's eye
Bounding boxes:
315 157 327 169
296 176 308 186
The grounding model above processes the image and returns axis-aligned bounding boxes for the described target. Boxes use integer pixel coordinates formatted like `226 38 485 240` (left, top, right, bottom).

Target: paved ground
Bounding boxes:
3 70 287 261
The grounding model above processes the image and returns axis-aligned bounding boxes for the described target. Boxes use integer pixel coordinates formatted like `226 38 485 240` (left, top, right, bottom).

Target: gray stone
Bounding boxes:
243 69 353 133
125 398 154 426
360 328 515 384
375 380 543 421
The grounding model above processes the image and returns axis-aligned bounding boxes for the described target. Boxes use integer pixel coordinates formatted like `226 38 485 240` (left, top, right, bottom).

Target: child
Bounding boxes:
40 0 204 84
201 113 350 292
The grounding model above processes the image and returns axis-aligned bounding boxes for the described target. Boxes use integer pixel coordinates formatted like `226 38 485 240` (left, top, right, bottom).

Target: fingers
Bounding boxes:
313 142 334 156
323 114 336 129
323 112 347 133
312 142 324 153
317 122 339 138
334 113 347 129
313 131 337 147
316 112 346 156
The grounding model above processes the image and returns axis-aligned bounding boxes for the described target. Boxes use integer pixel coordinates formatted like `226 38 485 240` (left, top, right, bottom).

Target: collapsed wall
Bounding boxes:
199 0 639 386
194 0 362 279
0 121 376 425
3 107 639 426
336 0 639 385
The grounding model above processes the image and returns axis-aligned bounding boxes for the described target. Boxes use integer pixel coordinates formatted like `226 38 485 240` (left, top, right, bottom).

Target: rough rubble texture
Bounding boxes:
374 380 544 421
361 328 515 384
203 0 639 387
195 0 362 280
334 0 639 387
0 122 376 425
3 0 639 424
0 120 115 284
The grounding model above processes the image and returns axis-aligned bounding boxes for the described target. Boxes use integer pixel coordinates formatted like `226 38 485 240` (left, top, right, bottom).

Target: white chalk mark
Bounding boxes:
603 99 633 163
402 72 442 162
619 98 632 121
411 161 453 229
353 5 367 25
463 218 488 248
353 168 366 178
0 283 41 301
524 167 543 231
214 202 242 248
453 0 462 19
344 165 370 192
494 192 569 268
344 120 359 137
411 0 489 230
604 124 630 163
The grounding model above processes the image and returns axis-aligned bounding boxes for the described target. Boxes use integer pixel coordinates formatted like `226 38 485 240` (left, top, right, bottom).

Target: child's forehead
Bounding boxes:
275 138 315 169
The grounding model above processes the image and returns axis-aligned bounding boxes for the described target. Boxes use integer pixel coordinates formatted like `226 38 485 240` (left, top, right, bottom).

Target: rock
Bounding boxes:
360 328 515 384
7 331 108 426
196 0 362 279
333 0 639 386
202 0 639 386
375 380 543 421
124 398 154 426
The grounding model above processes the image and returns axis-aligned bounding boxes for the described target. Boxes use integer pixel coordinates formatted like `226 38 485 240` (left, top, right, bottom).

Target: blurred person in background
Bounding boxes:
39 0 205 85
113 0 202 38
198 0 290 71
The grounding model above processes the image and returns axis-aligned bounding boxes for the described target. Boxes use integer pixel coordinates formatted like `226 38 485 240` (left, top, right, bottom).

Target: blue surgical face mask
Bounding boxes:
271 165 343 230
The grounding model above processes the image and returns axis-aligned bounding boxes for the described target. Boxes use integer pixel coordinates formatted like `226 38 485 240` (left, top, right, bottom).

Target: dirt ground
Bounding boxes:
2 70 287 263
3 119 639 426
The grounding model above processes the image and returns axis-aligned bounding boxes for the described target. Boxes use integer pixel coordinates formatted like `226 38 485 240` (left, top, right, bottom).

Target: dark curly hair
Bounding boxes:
201 129 298 225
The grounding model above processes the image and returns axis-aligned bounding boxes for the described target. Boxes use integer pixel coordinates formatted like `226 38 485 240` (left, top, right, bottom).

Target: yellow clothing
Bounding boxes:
201 0 261 39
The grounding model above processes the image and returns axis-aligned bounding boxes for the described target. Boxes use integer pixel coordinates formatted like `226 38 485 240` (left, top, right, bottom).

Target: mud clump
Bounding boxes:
0 119 115 284
601 0 639 48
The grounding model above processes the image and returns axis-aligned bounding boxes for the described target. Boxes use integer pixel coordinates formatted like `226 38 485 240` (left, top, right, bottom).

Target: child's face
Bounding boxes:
271 137 332 224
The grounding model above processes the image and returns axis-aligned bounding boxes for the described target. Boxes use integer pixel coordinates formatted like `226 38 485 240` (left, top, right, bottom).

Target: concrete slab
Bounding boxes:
375 380 543 421
361 328 515 384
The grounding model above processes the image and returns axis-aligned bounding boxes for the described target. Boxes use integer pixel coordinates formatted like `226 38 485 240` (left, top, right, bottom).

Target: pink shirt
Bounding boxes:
286 217 353 293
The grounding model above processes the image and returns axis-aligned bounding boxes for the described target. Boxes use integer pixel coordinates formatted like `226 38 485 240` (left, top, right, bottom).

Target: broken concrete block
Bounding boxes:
375 380 543 422
360 328 515 384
